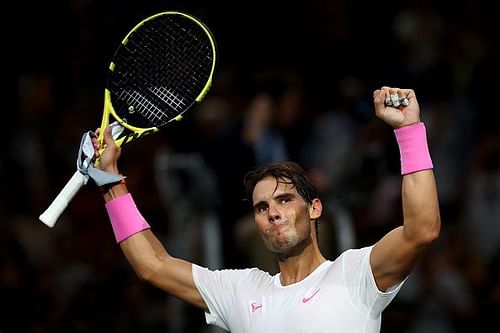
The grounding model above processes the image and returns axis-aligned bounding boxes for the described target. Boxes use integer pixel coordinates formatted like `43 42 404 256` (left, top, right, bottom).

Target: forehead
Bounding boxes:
252 176 297 202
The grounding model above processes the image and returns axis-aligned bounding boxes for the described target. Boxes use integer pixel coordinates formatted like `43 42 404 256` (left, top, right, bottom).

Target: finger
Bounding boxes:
400 96 409 106
382 87 412 107
373 89 386 117
373 89 385 104
390 87 401 107
398 89 414 106
380 86 392 106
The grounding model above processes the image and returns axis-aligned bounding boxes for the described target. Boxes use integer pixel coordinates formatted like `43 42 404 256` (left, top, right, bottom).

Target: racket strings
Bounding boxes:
109 14 214 128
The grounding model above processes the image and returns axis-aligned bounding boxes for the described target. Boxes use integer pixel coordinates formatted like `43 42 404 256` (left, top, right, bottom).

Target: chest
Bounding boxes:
230 283 372 333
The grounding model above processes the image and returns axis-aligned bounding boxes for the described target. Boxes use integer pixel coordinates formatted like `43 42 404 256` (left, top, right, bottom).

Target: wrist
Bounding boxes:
394 122 433 175
101 178 128 202
395 119 420 129
105 193 150 243
102 165 120 174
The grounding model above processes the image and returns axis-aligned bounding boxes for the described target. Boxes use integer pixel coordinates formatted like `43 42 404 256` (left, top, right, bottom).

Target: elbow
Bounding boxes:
405 212 441 248
135 265 156 283
424 222 441 245
134 263 157 283
133 255 169 284
417 214 441 247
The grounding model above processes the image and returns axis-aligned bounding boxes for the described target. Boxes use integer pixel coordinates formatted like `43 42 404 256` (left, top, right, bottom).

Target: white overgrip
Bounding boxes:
39 170 88 227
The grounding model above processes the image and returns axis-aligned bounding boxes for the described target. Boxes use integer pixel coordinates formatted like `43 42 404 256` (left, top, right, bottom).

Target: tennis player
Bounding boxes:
93 86 440 332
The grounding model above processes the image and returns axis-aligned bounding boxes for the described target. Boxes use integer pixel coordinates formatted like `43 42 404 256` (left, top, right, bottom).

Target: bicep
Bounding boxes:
370 226 426 291
151 257 208 310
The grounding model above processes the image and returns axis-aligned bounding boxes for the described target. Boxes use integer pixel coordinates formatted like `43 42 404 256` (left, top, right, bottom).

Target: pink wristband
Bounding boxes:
394 122 433 175
105 193 151 243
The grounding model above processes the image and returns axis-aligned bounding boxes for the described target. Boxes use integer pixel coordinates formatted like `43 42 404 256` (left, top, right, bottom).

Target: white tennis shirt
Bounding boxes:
192 246 405 333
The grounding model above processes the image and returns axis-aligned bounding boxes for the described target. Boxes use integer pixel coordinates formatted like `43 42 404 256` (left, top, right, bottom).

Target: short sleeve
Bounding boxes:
341 246 406 318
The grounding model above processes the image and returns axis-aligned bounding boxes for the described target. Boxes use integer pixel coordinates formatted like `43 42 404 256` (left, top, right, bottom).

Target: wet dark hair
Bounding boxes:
244 161 319 204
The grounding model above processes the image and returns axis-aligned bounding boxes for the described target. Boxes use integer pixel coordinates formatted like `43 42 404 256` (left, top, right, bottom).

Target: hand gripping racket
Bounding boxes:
39 11 217 227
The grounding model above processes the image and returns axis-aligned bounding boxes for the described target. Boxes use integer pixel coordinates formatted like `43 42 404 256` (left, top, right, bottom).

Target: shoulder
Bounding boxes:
336 246 373 263
327 246 373 277
193 264 273 286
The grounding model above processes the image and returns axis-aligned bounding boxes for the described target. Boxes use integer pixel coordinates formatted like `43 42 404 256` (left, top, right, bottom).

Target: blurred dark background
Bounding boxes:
2 0 499 332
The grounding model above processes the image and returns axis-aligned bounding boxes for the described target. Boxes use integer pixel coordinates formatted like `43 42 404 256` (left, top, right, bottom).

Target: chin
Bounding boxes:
267 233 299 253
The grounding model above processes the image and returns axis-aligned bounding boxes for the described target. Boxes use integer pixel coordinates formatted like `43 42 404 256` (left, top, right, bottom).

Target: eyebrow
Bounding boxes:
252 192 296 210
274 193 294 201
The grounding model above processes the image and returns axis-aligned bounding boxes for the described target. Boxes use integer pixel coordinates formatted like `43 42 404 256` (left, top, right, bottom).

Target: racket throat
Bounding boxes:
120 128 157 146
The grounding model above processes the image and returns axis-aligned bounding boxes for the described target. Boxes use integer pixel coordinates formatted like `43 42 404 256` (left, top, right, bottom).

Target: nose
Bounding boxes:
268 204 281 224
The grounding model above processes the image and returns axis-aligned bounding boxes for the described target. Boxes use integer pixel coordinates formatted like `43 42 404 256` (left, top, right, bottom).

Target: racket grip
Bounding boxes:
39 170 88 228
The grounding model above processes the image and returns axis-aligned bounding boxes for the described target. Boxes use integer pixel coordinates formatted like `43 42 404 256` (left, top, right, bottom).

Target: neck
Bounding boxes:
277 239 326 286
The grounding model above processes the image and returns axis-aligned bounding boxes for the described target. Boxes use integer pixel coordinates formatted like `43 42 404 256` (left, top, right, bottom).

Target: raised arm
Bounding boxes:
370 87 441 291
94 127 207 310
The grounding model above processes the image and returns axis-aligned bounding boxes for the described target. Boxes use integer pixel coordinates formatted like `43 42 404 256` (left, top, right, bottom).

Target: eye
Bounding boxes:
280 197 291 204
255 205 268 214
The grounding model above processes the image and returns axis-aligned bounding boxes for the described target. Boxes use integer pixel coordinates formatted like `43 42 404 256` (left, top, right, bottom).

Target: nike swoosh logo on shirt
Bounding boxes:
302 288 320 303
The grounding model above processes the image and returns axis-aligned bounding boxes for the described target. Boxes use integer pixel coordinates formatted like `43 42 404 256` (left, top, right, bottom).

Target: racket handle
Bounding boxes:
39 170 88 228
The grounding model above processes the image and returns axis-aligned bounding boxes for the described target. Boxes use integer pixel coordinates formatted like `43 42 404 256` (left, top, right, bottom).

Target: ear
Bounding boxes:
309 198 322 220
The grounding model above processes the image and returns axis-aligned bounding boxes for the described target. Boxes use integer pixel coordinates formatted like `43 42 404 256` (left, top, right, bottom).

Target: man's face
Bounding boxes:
252 176 316 255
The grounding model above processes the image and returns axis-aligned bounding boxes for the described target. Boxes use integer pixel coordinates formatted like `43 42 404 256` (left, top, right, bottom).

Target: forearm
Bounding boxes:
102 183 166 273
401 170 441 246
102 182 164 277
120 229 171 281
395 123 441 245
102 184 205 308
119 225 204 308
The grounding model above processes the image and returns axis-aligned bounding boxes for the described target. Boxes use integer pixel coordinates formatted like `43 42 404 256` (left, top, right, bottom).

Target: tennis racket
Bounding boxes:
39 11 217 227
